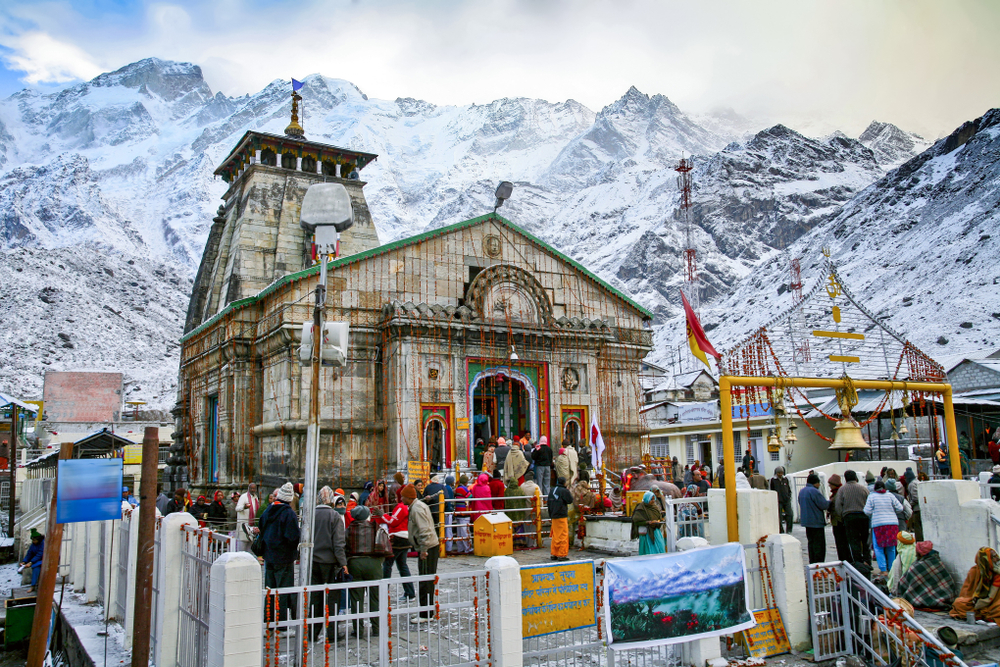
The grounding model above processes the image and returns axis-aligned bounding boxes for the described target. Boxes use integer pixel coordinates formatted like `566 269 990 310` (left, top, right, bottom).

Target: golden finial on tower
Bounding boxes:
285 78 305 137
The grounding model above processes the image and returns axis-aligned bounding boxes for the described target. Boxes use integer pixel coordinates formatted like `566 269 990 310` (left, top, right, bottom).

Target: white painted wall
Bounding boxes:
919 480 1000 583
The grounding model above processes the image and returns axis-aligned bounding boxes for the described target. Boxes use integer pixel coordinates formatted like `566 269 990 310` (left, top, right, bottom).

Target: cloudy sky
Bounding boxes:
0 0 997 138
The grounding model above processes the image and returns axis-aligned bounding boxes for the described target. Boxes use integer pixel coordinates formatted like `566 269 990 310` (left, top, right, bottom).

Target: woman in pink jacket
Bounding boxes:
470 473 493 523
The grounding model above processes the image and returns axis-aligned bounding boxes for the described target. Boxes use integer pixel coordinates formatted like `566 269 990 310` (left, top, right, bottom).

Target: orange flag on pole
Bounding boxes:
681 290 721 369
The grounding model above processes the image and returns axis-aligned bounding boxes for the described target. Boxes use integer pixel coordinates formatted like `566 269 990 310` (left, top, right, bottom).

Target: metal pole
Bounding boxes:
9 405 17 539
131 426 160 666
942 388 962 480
300 252 329 588
27 441 73 667
719 377 738 542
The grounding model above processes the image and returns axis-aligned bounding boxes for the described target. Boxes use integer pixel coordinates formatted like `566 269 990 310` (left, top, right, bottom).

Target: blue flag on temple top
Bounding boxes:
292 78 303 91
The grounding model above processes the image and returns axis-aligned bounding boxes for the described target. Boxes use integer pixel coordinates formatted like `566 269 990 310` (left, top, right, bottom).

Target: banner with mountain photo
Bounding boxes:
603 543 754 648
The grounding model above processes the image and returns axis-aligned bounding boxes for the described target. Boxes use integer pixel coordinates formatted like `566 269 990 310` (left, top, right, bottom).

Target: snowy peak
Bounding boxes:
858 120 931 167
89 58 213 103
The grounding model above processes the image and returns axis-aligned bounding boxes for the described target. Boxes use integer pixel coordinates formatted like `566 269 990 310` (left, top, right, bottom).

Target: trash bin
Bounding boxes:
474 512 513 557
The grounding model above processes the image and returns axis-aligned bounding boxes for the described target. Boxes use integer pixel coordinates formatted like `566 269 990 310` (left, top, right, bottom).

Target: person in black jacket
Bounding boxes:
164 488 187 515
548 477 574 561
769 467 793 534
532 436 553 497
257 482 301 620
207 491 228 529
422 475 446 527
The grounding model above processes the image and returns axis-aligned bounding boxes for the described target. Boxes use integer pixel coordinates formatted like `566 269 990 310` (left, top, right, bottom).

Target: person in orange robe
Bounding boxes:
950 547 1000 624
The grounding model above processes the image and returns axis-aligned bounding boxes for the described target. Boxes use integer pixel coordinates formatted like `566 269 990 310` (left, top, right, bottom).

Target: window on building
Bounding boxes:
698 435 712 464
322 160 337 176
686 436 695 463
207 395 219 483
771 450 780 461
260 148 277 166
650 436 670 459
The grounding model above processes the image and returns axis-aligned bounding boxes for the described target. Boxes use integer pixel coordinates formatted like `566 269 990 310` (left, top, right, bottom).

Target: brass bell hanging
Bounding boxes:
767 432 782 453
829 418 870 450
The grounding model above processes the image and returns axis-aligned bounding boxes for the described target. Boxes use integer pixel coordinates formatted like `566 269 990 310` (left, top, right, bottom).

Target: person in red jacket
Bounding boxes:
489 470 506 510
375 485 416 600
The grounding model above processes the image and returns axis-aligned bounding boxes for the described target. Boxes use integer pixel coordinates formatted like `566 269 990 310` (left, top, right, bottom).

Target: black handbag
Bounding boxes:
250 531 266 558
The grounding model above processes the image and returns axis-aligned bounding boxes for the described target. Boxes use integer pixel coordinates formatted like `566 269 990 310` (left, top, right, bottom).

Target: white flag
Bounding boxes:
590 415 605 469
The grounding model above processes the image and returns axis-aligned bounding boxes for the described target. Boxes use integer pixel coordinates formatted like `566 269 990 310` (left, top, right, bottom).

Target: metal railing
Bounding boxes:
979 481 1000 501
521 560 681 667
262 568 491 667
807 560 968 667
150 516 162 662
115 515 131 621
662 496 709 551
178 524 236 667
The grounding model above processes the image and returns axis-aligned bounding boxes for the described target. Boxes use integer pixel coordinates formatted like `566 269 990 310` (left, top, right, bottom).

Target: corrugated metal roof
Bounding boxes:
0 393 37 412
181 212 655 342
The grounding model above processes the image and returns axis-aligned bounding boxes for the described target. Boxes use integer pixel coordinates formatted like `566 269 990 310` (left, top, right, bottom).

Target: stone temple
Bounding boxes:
172 107 654 493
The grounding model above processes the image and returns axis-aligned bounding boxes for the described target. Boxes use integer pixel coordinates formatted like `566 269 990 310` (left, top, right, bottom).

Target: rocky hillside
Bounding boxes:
666 108 1000 371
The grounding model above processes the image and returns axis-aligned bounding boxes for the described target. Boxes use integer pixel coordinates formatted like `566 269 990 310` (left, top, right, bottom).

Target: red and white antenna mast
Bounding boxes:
676 157 698 313
789 257 803 302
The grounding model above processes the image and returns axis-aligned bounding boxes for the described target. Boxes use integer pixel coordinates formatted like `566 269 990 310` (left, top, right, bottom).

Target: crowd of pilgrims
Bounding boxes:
101 435 1000 633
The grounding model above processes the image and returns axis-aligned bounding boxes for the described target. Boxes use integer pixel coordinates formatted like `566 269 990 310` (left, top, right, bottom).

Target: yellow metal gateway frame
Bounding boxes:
718 376 961 543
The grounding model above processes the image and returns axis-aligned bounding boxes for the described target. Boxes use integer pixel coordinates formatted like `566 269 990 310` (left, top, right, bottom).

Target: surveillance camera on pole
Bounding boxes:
298 182 354 594
493 181 513 212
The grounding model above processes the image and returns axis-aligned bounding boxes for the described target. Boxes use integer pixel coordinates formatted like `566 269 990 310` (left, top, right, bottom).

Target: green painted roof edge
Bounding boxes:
181 212 652 343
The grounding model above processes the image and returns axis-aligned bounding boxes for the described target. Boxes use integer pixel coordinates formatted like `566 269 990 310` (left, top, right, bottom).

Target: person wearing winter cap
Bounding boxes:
799 473 831 564
310 485 348 637
827 474 849 560
256 482 300 621
532 435 553 496
865 470 876 492
988 465 1000 502
494 437 511 474
122 486 137 507
376 484 416 600
190 495 210 524
20 529 44 590
390 471 405 504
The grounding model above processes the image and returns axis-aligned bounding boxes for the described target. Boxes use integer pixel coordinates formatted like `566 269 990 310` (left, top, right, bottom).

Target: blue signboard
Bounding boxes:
56 458 124 523
732 403 773 419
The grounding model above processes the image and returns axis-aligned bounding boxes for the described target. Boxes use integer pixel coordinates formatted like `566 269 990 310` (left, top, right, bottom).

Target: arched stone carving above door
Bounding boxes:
465 264 553 325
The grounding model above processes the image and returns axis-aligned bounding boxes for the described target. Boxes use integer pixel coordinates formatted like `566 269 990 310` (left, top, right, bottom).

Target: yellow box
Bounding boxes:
625 490 646 516
473 512 513 557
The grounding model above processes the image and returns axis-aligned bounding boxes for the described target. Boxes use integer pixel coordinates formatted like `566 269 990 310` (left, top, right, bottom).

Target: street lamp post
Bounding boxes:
298 183 354 589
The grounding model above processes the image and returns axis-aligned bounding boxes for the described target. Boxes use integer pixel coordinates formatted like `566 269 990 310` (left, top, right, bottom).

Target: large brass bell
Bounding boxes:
829 418 870 450
767 432 782 453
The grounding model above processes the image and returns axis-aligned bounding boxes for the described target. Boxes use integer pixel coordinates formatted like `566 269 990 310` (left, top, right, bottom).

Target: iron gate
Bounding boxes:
807 561 968 667
177 524 235 667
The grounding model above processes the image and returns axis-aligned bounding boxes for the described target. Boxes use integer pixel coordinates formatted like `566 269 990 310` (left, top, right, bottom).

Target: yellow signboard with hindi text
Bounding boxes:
407 461 430 484
520 561 596 638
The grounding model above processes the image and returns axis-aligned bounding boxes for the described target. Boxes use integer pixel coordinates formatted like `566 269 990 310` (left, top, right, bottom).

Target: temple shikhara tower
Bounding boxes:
172 94 653 493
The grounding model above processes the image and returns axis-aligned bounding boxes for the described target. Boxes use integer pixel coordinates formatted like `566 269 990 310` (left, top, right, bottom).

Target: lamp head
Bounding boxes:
493 181 513 211
509 345 519 362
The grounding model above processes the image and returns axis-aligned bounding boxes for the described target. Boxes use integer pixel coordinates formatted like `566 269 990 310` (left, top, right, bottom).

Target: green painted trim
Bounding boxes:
181 213 652 343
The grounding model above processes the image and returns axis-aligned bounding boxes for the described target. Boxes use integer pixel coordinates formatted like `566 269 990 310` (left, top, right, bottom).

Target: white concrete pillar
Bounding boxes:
485 555 523 667
334 163 341 178
765 533 810 650
682 637 724 666
295 156 302 171
72 522 87 589
707 489 779 544
105 520 121 619
316 160 322 174
207 552 263 667
123 512 140 650
85 521 101 602
920 480 1000 582
154 512 198 667
253 149 261 164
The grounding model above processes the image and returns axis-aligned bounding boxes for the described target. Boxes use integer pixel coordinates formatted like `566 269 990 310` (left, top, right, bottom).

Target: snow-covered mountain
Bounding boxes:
656 108 1000 370
858 120 933 168
0 57 987 406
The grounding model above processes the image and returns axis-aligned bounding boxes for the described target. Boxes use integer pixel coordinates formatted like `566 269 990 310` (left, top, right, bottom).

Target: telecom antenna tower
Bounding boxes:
676 157 699 314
